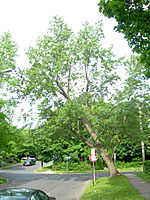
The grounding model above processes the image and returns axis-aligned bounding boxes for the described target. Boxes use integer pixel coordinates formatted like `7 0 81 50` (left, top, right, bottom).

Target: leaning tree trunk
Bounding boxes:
81 120 120 177
96 146 120 177
67 121 119 177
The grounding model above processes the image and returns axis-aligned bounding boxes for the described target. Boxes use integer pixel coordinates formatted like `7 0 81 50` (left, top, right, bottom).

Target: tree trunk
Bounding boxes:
41 161 43 168
67 122 119 177
96 146 120 177
80 119 120 177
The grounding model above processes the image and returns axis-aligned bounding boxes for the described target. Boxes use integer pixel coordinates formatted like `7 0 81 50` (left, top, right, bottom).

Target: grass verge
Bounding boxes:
36 164 142 174
36 165 52 172
0 178 7 184
80 175 145 200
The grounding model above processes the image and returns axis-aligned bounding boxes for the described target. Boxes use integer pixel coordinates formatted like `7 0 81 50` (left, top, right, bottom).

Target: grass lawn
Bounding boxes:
118 166 142 172
36 165 109 173
0 178 7 184
36 165 53 172
80 175 145 200
135 172 150 183
36 164 143 174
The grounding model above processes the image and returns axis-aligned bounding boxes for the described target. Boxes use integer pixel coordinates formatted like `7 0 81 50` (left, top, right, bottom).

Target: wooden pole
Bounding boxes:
139 106 145 171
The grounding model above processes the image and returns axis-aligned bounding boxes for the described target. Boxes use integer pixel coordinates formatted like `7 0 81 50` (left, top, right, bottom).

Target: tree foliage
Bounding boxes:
18 16 149 176
17 16 129 176
0 32 19 159
0 32 18 85
0 32 18 117
99 0 150 77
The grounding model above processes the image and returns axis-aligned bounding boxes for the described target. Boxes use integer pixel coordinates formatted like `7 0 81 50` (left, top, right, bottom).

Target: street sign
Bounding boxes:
65 156 71 171
65 156 71 159
89 154 98 162
89 151 98 186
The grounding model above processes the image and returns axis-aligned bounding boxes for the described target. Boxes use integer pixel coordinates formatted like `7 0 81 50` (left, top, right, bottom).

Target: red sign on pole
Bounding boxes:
89 154 98 162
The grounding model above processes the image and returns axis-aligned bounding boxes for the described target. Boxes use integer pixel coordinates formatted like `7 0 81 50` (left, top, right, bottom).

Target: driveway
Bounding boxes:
0 162 109 200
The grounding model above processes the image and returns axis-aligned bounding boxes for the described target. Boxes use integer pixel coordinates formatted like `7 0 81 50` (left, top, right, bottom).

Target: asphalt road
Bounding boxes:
0 162 110 200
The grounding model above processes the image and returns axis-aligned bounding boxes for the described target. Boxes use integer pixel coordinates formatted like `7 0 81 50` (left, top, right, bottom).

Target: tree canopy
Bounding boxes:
0 32 19 160
0 18 149 175
0 32 18 84
98 0 150 77
18 16 146 176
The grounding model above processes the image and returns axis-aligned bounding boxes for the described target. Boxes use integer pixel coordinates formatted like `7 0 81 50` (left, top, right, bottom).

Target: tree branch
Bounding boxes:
80 118 102 148
112 135 123 159
66 123 94 149
55 76 68 99
112 114 127 158
85 64 89 109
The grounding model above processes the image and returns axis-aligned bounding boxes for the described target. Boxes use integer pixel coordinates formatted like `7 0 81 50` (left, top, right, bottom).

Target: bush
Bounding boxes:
7 160 14 164
116 158 142 169
144 160 150 174
95 156 105 170
52 161 93 172
52 162 66 171
69 162 92 171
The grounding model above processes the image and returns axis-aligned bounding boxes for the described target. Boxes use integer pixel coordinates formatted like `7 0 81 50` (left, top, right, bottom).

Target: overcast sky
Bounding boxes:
0 0 133 127
0 0 132 68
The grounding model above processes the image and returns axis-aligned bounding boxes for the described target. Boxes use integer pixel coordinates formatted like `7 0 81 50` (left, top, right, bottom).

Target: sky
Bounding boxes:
0 0 133 127
0 0 132 66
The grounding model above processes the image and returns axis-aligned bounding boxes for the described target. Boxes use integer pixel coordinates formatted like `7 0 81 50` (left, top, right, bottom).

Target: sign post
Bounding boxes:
65 156 71 171
89 149 98 186
114 152 116 166
93 162 95 186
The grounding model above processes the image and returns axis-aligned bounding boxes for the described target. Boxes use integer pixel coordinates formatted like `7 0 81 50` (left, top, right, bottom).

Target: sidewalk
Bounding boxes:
125 173 150 200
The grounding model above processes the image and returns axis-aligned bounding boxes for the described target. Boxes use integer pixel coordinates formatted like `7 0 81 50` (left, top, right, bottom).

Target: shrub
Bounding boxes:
144 160 150 174
52 161 93 172
116 158 142 169
52 162 66 171
95 156 105 170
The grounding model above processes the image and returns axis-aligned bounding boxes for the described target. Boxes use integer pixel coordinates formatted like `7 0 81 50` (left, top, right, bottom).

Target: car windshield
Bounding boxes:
25 159 31 162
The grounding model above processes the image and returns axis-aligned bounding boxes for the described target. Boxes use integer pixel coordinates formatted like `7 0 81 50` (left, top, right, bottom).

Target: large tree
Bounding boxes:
0 32 18 115
19 16 132 176
120 55 150 169
0 32 18 157
98 0 150 78
0 32 17 84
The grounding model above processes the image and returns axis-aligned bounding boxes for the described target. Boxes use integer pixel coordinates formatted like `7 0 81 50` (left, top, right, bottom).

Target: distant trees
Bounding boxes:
0 32 19 160
0 32 18 85
27 124 91 164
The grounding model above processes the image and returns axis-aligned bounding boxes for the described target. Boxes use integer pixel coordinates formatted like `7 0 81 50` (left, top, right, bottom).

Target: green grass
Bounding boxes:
117 166 143 172
135 172 150 183
36 165 52 172
36 165 108 173
0 178 7 184
80 175 145 200
36 164 142 174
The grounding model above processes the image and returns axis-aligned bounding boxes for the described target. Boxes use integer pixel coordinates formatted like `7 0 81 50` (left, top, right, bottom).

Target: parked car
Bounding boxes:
23 159 35 166
0 188 56 200
30 158 36 164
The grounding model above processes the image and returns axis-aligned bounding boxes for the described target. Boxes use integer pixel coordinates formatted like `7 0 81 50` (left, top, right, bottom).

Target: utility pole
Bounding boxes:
139 106 145 171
